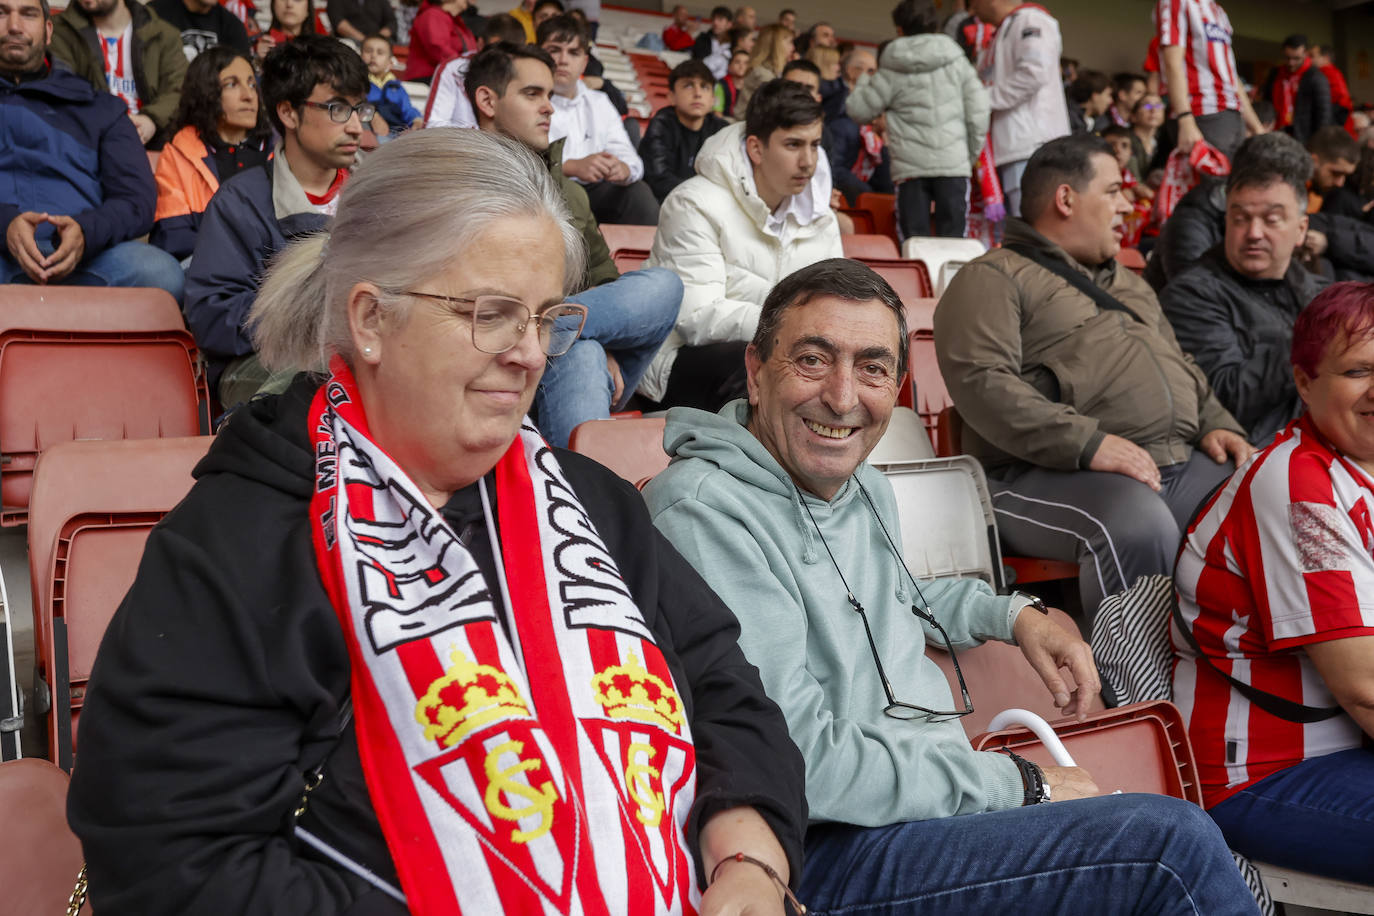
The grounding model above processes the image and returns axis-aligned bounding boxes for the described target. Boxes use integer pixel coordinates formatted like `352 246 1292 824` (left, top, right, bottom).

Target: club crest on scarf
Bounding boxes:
309 363 699 915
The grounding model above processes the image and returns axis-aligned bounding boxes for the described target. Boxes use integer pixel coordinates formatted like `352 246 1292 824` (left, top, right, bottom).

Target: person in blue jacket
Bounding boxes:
0 0 183 298
361 33 422 139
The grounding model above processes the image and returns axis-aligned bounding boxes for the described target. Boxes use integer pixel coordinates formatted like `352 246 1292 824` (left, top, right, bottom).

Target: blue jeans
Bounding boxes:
799 794 1260 915
1208 746 1374 883
535 267 681 447
0 239 185 302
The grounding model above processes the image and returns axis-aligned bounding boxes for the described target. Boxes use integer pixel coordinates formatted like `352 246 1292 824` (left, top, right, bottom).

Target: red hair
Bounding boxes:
1291 281 1374 378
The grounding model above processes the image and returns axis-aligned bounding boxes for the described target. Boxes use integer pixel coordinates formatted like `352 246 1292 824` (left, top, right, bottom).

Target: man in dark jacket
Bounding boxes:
1262 34 1332 146
184 36 366 406
691 5 732 75
1161 151 1329 446
641 59 727 202
937 134 1251 617
150 0 249 59
468 42 681 447
49 0 186 147
0 0 182 296
1147 132 1374 291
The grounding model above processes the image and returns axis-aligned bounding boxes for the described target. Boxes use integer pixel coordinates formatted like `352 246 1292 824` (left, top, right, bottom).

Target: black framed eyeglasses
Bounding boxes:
403 292 588 357
300 99 378 124
847 592 974 722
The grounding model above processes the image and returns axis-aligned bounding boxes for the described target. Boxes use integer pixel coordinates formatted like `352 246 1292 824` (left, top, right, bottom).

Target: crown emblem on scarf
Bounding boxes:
591 652 684 733
415 648 531 747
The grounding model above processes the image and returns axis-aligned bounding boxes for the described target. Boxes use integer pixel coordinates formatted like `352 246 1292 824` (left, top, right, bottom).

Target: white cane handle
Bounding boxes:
986 708 1077 767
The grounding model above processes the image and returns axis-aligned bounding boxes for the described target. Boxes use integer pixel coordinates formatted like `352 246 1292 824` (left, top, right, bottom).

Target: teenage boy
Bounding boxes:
362 34 421 138
1109 72 1147 127
643 79 842 409
642 59 728 201
539 14 658 225
692 5 733 77
50 0 186 147
467 42 682 446
184 35 369 406
424 12 526 129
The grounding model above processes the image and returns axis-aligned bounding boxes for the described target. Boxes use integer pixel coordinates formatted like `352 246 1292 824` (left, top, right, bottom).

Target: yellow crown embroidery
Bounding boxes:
591 652 684 733
415 648 531 747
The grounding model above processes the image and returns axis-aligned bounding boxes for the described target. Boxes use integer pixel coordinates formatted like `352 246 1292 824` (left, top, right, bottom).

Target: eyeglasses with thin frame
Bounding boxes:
300 99 378 124
403 291 588 357
801 481 975 723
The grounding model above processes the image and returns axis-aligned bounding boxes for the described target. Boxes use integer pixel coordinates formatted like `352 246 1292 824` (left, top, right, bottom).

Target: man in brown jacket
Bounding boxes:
935 134 1254 617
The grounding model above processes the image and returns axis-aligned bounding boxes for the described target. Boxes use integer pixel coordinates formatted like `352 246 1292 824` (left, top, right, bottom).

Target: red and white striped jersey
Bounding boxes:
1153 0 1242 118
1172 415 1374 808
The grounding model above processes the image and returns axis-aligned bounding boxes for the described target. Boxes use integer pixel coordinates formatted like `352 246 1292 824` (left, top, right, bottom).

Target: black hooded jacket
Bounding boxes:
68 375 807 915
640 105 729 202
1160 246 1329 445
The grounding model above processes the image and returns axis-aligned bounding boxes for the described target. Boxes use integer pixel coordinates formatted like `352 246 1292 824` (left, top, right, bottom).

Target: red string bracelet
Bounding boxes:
708 852 808 914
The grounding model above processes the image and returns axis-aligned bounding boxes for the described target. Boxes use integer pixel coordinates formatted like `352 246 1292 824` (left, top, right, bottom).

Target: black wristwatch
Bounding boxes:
1015 592 1048 615
1003 749 1052 805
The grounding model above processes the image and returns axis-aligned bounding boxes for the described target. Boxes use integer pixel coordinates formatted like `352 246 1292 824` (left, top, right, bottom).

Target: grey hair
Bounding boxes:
248 128 586 374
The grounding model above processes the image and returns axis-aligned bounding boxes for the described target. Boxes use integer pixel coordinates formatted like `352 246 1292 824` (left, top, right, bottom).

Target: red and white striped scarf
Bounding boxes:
308 358 699 915
1275 57 1310 129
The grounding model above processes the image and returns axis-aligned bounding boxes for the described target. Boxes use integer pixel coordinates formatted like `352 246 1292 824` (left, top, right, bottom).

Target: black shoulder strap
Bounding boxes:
1005 242 1147 325
1170 481 1343 724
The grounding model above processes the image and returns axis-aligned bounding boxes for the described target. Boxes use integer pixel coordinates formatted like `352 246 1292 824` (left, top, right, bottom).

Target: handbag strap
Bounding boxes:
1005 242 1147 325
1170 482 1343 725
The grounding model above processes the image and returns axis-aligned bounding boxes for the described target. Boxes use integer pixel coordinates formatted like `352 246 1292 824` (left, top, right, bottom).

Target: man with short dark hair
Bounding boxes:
646 256 1266 916
467 42 681 446
1262 34 1332 146
0 0 182 296
150 0 249 59
777 7 795 32
1308 124 1362 214
49 0 186 147
796 19 833 55
937 133 1253 617
185 35 368 407
1161 134 1329 445
641 59 727 201
780 57 821 102
539 14 658 225
644 79 842 410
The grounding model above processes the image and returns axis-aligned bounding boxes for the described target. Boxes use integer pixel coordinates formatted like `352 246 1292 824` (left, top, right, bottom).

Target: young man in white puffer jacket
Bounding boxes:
640 79 843 410
847 0 990 239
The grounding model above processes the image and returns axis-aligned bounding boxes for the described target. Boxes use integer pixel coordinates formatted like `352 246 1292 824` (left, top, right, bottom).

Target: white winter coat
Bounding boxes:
639 121 843 402
846 33 990 181
976 4 1070 166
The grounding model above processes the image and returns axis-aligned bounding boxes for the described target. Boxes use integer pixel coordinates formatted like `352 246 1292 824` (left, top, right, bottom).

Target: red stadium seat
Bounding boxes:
568 416 669 487
0 285 209 525
28 436 212 770
858 259 934 310
600 224 656 257
1118 247 1146 274
842 234 900 260
838 208 877 234
0 759 86 914
856 191 898 242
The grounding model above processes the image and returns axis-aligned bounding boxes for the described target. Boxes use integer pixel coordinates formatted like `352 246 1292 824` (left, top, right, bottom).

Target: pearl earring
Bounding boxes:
363 347 373 354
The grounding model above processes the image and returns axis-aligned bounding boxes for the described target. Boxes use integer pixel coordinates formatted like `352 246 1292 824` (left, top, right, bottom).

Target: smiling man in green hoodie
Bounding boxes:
644 257 1263 916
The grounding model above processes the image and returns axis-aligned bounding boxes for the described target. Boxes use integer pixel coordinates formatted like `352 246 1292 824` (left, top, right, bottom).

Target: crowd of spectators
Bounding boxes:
4 0 1374 906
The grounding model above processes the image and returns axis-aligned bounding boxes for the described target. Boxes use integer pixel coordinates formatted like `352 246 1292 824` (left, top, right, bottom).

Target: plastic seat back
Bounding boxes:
856 191 898 241
0 286 208 525
28 436 212 769
900 237 987 296
600 224 657 257
880 456 1003 589
866 406 935 465
841 234 899 260
568 417 669 485
907 333 951 453
1118 247 1147 274
0 759 86 914
612 249 650 273
858 259 934 308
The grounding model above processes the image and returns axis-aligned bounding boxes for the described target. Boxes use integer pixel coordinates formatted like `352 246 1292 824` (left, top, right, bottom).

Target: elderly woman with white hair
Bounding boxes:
68 129 807 916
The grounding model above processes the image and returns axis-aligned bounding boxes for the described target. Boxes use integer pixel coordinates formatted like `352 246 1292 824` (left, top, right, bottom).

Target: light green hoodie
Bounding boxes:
644 401 1026 826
